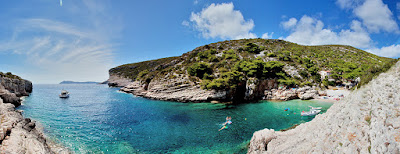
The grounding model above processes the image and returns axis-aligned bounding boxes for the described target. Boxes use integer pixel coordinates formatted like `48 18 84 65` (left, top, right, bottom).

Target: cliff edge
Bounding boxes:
0 76 32 107
110 39 396 103
248 61 400 153
0 74 68 153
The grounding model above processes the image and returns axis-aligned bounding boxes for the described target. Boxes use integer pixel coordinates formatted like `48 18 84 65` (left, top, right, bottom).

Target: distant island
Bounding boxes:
59 81 99 84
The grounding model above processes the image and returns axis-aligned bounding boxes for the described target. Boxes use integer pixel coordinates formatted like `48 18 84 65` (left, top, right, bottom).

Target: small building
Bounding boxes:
319 70 332 80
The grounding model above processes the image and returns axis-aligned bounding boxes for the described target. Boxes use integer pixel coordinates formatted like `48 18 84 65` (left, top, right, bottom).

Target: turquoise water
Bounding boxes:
19 84 333 153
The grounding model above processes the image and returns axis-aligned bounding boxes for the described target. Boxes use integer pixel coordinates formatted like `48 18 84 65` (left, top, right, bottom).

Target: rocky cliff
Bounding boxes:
110 39 396 103
0 74 68 153
0 76 32 107
248 61 400 153
107 74 133 87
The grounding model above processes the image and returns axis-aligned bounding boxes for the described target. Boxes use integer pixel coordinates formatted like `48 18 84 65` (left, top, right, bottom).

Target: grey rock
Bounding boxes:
248 61 400 153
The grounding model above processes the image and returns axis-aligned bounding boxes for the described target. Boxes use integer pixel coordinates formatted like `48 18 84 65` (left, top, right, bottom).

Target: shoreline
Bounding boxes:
0 76 70 153
19 100 71 153
0 98 70 153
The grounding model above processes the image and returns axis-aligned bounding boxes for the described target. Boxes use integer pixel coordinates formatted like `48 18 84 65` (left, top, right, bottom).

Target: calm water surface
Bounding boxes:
19 84 333 153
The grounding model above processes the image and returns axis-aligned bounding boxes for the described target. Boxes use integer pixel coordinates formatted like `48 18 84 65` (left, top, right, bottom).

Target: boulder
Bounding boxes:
248 129 278 153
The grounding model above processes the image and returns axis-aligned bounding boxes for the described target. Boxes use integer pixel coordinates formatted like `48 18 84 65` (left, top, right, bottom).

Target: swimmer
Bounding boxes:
218 125 227 131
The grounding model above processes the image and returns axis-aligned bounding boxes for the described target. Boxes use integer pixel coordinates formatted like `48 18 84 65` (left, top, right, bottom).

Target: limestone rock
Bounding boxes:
121 77 227 103
248 61 400 153
107 75 133 87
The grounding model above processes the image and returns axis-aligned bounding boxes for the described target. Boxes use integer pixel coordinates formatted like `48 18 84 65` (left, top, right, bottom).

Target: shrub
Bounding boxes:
244 43 261 54
136 70 149 80
187 62 212 79
279 78 297 87
267 53 276 57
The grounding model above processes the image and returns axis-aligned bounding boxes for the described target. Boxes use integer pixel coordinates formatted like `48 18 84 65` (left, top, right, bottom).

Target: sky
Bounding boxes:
0 0 400 83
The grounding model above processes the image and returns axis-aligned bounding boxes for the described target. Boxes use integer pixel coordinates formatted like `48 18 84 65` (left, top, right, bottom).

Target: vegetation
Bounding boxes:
110 38 398 91
0 72 22 79
109 57 178 80
187 62 212 79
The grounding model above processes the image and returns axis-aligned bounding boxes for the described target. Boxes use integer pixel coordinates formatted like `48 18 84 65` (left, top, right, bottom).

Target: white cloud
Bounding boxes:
336 0 363 9
397 2 400 20
0 1 120 83
0 19 114 83
182 20 190 27
367 44 400 58
261 32 274 39
282 15 372 48
336 0 399 33
354 0 399 33
281 18 297 29
189 2 256 39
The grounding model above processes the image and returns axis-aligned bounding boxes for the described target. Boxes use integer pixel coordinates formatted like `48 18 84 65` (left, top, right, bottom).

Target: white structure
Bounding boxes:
319 70 332 80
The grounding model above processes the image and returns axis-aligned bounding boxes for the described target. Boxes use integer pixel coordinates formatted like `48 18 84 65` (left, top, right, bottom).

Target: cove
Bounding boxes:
18 84 333 153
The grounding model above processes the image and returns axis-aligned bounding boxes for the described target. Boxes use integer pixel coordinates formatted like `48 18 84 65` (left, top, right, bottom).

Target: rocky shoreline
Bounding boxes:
0 76 69 153
118 77 330 103
247 61 400 153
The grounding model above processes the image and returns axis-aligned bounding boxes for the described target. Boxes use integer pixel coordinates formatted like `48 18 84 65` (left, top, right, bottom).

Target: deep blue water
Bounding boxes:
19 84 333 153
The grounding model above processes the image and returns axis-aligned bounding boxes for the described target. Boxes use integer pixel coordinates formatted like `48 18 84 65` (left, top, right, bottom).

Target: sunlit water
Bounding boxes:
19 84 333 153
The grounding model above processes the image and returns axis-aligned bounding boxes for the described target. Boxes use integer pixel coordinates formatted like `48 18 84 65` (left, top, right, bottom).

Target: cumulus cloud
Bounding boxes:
282 15 372 48
281 18 297 29
367 44 400 58
354 0 399 33
336 0 399 33
261 32 274 39
188 2 256 39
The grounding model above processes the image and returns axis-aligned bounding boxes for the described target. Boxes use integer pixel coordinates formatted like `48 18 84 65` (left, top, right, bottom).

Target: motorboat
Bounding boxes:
301 109 321 116
59 90 69 98
301 106 322 116
309 106 322 110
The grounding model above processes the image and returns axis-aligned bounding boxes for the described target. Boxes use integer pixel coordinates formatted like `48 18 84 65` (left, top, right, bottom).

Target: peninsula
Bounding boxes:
107 39 397 103
59 81 99 84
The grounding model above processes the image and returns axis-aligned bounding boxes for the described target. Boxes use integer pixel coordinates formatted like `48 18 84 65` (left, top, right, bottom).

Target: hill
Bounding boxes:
59 81 99 84
109 39 397 102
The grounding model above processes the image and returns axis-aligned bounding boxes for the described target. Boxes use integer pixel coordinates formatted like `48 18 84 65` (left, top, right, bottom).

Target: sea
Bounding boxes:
18 84 333 153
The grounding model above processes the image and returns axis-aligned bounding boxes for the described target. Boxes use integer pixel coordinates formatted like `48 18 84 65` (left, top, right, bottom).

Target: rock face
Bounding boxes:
264 86 320 101
107 74 133 87
0 77 32 107
245 78 278 101
0 76 69 153
121 78 227 103
248 61 400 153
0 98 68 153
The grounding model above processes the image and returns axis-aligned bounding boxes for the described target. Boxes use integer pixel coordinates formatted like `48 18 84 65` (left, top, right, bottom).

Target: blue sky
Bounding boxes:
1 0 400 83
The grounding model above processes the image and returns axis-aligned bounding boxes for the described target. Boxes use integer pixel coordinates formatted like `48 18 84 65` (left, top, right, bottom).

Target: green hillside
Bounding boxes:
0 72 22 80
110 39 397 90
109 57 179 80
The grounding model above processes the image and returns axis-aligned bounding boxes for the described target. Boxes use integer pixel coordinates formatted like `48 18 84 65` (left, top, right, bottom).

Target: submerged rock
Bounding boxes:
248 61 400 153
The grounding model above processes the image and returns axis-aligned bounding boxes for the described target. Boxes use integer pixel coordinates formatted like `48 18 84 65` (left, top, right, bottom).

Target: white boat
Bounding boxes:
59 90 69 98
301 109 321 116
309 106 322 110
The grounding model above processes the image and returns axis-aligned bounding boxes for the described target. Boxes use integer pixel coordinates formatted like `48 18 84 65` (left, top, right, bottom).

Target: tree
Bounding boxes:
187 62 212 79
244 43 262 54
